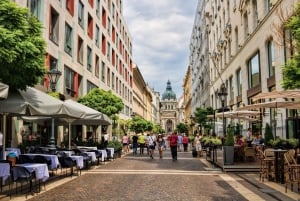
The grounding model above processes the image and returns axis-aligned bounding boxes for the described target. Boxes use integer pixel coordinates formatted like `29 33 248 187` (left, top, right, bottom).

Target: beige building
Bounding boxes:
160 80 178 133
12 0 134 146
148 87 160 124
132 65 152 120
183 66 192 122
204 0 299 137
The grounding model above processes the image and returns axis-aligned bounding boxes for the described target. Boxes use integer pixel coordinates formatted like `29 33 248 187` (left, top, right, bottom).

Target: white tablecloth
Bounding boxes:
77 146 97 150
98 150 107 162
15 163 49 182
56 150 74 157
69 155 84 169
22 154 60 170
0 163 10 181
84 152 97 162
106 148 114 158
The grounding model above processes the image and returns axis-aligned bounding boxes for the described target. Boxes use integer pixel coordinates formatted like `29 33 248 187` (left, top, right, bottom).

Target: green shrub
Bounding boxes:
224 127 234 146
107 140 122 152
264 123 274 147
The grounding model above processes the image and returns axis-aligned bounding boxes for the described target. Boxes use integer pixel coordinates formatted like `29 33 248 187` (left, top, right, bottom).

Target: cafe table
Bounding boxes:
0 163 11 183
69 155 84 169
15 163 49 182
268 149 288 184
22 154 60 170
98 149 108 162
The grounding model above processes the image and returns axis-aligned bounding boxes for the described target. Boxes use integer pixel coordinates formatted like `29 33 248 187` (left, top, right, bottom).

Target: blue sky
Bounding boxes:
123 0 198 98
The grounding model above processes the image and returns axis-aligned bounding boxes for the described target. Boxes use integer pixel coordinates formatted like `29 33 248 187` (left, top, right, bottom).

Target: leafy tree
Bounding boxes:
176 122 188 134
78 88 124 117
129 116 152 134
152 123 164 133
0 0 46 90
281 2 300 89
194 107 214 134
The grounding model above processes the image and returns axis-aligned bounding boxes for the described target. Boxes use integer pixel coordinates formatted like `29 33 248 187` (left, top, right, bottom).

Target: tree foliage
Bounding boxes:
129 116 153 134
281 2 300 89
0 0 46 90
194 106 214 133
176 122 188 134
78 88 124 117
264 123 274 147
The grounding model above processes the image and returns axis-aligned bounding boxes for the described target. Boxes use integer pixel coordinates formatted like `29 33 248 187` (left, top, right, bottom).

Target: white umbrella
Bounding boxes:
252 90 300 101
236 101 300 110
0 82 9 100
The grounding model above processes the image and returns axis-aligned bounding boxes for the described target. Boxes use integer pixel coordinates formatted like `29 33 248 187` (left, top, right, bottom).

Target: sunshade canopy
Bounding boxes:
0 82 9 99
252 90 300 101
0 87 85 118
237 101 300 110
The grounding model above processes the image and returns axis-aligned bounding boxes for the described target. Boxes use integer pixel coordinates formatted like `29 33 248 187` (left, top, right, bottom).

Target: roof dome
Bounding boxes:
162 80 176 100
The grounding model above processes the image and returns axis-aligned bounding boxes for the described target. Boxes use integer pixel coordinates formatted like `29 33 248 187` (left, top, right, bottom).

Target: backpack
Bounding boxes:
170 135 177 146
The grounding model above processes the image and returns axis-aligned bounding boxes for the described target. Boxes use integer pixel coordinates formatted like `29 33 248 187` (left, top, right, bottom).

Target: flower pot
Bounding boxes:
223 146 234 165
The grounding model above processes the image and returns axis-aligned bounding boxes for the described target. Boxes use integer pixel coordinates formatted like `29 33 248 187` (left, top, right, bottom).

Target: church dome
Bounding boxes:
162 80 177 100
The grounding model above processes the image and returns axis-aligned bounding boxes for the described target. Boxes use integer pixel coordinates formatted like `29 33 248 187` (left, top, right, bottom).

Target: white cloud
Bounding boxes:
123 0 197 97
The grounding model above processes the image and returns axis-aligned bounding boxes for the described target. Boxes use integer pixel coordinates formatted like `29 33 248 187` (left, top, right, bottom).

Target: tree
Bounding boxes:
194 107 214 134
129 116 153 134
176 122 188 134
0 0 46 90
78 88 124 117
281 2 300 89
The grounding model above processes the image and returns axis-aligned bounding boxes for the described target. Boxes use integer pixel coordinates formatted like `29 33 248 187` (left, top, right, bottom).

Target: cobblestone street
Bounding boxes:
6 149 298 201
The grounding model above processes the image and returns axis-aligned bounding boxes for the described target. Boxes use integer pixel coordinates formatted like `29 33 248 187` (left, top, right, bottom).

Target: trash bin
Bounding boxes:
6 152 17 166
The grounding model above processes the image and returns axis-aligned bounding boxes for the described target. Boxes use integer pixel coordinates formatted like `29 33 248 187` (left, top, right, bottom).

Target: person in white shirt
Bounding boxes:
147 133 156 159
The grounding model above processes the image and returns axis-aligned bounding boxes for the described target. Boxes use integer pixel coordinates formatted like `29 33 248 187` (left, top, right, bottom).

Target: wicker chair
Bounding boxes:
283 150 300 193
258 149 275 182
244 147 256 162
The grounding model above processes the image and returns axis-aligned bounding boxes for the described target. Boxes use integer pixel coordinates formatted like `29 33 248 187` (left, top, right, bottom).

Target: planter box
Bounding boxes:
223 146 234 165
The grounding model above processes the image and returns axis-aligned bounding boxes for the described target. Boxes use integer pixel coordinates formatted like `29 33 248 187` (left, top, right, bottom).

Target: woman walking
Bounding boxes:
157 134 165 158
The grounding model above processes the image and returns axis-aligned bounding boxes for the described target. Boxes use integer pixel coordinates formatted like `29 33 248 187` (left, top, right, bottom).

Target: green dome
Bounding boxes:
162 80 176 100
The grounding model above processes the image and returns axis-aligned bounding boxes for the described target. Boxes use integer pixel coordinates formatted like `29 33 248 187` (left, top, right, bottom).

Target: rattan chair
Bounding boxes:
258 149 275 182
284 150 300 193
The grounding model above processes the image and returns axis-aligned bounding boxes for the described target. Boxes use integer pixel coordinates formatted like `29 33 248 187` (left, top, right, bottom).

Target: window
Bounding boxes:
112 72 115 90
96 0 100 18
236 69 242 96
87 80 97 93
64 66 75 97
252 0 258 28
66 0 74 16
265 0 272 14
107 18 111 35
28 0 41 18
77 36 83 64
107 68 110 86
49 56 58 71
95 55 99 78
229 76 234 100
283 29 295 61
95 25 99 47
102 34 106 55
248 52 260 88
101 61 106 82
49 7 59 44
235 27 238 51
267 40 275 77
243 13 249 39
87 46 92 72
107 42 110 61
64 23 73 55
102 7 106 28
87 13 93 39
78 1 84 28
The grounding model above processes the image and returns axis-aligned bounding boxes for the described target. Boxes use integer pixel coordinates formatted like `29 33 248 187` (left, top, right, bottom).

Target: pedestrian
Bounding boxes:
147 133 156 159
0 130 3 160
194 134 202 157
103 132 109 148
169 132 178 161
182 134 189 152
177 133 183 152
138 134 146 155
157 134 165 158
132 133 138 156
122 134 129 154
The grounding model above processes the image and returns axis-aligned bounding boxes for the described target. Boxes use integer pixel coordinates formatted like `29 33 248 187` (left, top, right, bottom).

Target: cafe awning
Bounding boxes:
252 90 300 101
237 101 300 110
0 82 9 99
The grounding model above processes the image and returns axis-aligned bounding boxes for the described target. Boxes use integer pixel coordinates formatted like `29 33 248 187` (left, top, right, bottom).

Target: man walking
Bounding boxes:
169 132 178 161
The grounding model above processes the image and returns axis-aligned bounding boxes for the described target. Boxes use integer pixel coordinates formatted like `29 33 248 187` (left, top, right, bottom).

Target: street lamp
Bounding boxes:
47 68 62 92
190 115 195 135
218 83 228 137
46 68 61 149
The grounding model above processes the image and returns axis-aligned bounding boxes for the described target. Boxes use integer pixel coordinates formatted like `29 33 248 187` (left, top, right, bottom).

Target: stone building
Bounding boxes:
160 80 178 133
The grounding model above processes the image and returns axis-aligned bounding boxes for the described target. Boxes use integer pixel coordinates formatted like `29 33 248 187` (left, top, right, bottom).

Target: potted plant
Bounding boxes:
264 123 274 147
223 126 235 165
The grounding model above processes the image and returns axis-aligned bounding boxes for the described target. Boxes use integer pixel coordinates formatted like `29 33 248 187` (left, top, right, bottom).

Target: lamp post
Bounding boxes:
190 115 195 135
218 83 228 137
46 68 61 148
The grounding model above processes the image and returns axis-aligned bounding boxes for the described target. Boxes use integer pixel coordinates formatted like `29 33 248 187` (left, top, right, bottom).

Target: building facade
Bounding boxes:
132 65 152 120
189 0 211 115
148 87 160 124
204 0 299 137
160 80 178 133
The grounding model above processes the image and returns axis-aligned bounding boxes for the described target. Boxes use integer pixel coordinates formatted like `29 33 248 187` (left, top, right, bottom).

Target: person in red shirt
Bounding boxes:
182 134 189 152
169 132 178 161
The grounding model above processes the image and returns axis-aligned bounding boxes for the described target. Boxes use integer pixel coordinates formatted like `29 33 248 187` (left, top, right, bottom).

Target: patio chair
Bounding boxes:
12 166 35 199
284 150 300 193
244 147 256 162
58 156 78 177
258 149 275 182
